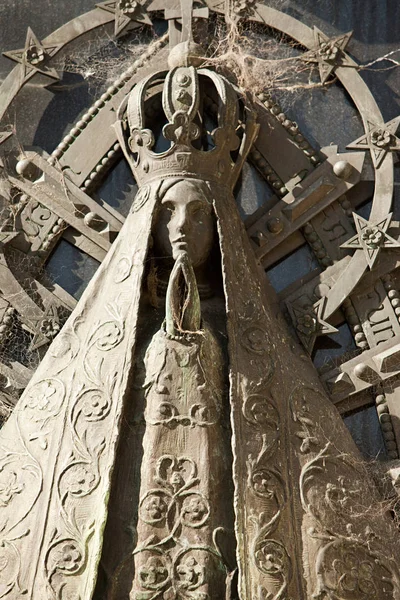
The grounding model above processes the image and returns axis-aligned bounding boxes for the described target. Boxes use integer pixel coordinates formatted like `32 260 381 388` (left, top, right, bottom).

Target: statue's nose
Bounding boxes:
175 207 189 233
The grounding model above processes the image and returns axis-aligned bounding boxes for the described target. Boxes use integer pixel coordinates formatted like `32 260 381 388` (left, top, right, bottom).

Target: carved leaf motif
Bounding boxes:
0 450 41 543
83 303 124 384
300 444 368 538
48 331 79 375
243 394 279 430
19 378 65 450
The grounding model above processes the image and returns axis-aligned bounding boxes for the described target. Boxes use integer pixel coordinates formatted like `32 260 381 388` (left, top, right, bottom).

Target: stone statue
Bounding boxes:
0 33 400 600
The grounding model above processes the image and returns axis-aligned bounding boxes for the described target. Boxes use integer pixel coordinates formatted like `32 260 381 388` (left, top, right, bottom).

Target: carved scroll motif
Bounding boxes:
214 190 300 599
291 386 399 599
131 325 232 600
0 186 158 599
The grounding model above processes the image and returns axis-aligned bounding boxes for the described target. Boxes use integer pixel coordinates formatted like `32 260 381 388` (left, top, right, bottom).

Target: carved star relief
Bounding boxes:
0 132 12 168
30 304 60 351
287 297 338 354
3 28 61 85
347 116 400 168
97 0 152 37
341 212 400 269
301 27 352 85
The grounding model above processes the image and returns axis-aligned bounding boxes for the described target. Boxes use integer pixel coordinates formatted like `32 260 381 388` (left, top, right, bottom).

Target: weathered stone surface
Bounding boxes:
1 27 400 600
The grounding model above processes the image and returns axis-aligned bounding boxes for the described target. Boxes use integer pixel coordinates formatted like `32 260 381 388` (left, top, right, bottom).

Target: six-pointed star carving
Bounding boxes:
302 27 352 85
287 297 338 354
0 132 12 168
97 0 152 37
347 116 400 168
341 212 400 269
3 27 61 84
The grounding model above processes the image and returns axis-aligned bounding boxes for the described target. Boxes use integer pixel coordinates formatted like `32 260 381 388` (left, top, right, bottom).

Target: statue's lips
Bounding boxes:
171 239 188 249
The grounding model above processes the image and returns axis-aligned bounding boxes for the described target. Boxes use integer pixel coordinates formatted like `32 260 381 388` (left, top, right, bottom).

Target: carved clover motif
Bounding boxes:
296 312 318 336
26 380 56 411
53 542 82 573
361 226 384 249
39 317 60 338
333 554 376 596
347 116 400 168
143 493 168 522
241 326 269 355
163 111 200 146
250 469 285 507
232 0 256 17
0 470 24 507
287 297 338 354
128 128 155 165
181 494 209 527
64 464 96 496
176 555 204 589
341 212 400 268
82 390 109 419
139 556 169 589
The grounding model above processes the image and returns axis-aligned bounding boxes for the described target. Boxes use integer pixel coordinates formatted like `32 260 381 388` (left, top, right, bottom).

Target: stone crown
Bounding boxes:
116 48 259 191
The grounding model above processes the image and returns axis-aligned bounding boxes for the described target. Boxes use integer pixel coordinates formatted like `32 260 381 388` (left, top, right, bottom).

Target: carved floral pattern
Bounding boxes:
318 40 340 62
138 456 210 531
25 45 45 65
254 540 290 577
333 555 376 596
370 128 393 149
135 456 224 599
62 463 97 496
25 380 57 412
118 0 139 15
291 387 397 598
142 493 168 523
0 471 24 507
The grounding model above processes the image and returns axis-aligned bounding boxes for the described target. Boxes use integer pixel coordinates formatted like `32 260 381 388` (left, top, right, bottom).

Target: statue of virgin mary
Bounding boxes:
0 34 399 600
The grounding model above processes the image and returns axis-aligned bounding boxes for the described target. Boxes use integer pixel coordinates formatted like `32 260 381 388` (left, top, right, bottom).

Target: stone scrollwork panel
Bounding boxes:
291 386 400 599
0 187 157 598
133 454 224 600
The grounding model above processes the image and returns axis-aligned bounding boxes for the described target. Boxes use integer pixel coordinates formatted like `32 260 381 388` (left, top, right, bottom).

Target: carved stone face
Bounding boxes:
153 180 214 268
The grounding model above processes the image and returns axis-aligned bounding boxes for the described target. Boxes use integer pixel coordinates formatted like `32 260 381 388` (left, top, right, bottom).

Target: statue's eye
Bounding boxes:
190 204 206 218
163 202 175 214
